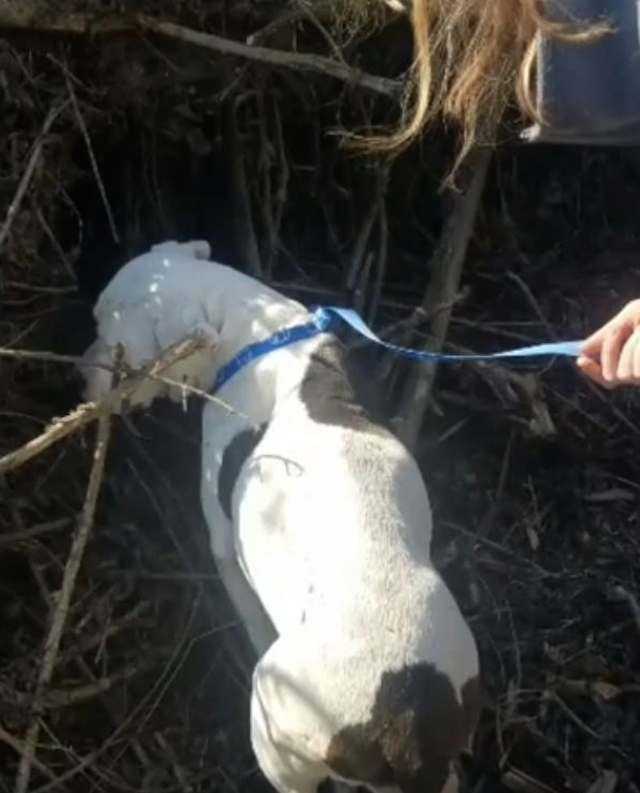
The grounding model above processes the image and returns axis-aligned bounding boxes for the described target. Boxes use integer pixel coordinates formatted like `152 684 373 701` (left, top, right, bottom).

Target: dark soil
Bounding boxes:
1 4 639 793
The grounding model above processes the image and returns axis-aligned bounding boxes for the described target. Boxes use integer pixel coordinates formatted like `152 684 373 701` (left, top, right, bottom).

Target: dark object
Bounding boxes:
523 0 640 144
218 424 267 520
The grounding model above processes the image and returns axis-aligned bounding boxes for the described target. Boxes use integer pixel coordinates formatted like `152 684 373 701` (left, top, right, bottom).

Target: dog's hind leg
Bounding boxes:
250 637 329 793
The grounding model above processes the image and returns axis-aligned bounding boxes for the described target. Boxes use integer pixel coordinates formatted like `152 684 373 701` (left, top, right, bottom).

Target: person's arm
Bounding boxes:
578 300 640 388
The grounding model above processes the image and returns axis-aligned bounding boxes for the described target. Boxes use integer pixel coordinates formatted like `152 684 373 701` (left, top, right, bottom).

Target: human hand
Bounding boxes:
578 300 640 388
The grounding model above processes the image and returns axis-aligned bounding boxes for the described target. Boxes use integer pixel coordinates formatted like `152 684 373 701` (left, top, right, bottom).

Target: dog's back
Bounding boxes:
231 338 480 793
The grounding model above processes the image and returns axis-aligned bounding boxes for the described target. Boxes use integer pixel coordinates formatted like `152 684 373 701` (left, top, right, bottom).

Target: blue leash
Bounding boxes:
212 306 584 393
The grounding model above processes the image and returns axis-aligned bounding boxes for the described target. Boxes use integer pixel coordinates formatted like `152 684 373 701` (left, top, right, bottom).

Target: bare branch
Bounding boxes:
14 413 112 793
59 59 120 244
0 10 401 99
0 103 68 253
0 335 212 476
0 725 60 785
138 16 401 98
396 148 492 448
0 518 71 548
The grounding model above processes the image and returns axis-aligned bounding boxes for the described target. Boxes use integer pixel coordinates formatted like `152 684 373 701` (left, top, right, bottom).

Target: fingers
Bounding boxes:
617 327 640 381
601 321 631 381
578 328 640 387
579 322 631 386
576 356 613 389
580 324 610 360
580 302 636 358
579 300 640 388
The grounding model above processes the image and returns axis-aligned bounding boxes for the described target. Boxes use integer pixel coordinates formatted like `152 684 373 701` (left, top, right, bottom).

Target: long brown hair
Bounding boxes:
363 1 609 173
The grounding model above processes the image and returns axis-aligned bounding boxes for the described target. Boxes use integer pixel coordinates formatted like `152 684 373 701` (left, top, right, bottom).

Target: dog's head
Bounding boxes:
77 240 220 407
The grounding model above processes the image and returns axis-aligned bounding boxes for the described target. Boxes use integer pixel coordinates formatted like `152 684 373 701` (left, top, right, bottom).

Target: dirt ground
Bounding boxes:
1 4 640 793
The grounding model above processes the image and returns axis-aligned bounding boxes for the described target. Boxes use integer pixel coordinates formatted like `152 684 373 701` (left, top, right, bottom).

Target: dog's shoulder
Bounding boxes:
298 337 391 436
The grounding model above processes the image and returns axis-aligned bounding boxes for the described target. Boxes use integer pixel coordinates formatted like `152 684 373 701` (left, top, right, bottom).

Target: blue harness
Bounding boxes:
212 306 584 394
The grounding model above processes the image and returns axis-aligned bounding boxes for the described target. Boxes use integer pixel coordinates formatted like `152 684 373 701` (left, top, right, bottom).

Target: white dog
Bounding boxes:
79 240 480 793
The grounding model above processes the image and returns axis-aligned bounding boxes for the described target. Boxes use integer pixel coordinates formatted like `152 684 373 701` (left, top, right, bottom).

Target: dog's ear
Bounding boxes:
151 240 211 260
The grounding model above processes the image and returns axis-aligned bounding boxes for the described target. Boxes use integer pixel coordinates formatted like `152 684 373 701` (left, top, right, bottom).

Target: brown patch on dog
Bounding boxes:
324 663 480 793
299 339 389 436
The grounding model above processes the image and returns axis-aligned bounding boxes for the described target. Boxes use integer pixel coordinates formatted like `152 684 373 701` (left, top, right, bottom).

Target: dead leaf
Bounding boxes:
586 769 618 793
591 680 622 702
525 523 540 551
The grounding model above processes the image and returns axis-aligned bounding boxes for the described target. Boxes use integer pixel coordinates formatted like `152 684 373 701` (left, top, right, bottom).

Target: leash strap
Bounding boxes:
317 306 584 361
212 320 321 393
212 305 584 393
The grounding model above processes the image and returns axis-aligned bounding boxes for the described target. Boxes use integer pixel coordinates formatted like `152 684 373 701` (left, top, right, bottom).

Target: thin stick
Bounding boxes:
247 4 323 46
149 373 248 419
34 207 77 283
367 185 389 324
38 662 147 709
0 518 71 548
506 271 556 341
138 16 401 98
0 347 111 368
0 103 68 252
0 335 211 476
5 281 77 294
60 61 119 243
547 693 602 741
345 170 385 290
612 585 640 636
0 725 59 784
226 94 263 278
397 147 492 448
14 413 112 793
298 1 347 65
443 520 560 579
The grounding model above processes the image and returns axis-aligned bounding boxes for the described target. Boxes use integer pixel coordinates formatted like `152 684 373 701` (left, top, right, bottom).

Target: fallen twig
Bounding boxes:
611 585 640 636
0 335 211 476
507 271 556 341
443 520 560 579
14 413 112 793
38 662 147 710
0 724 59 784
0 518 71 548
367 180 390 324
345 163 389 291
52 602 151 669
247 4 323 46
501 767 561 793
0 347 110 368
585 770 618 793
226 92 263 278
58 58 120 244
545 692 602 742
0 103 69 253
149 373 247 419
154 732 192 793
